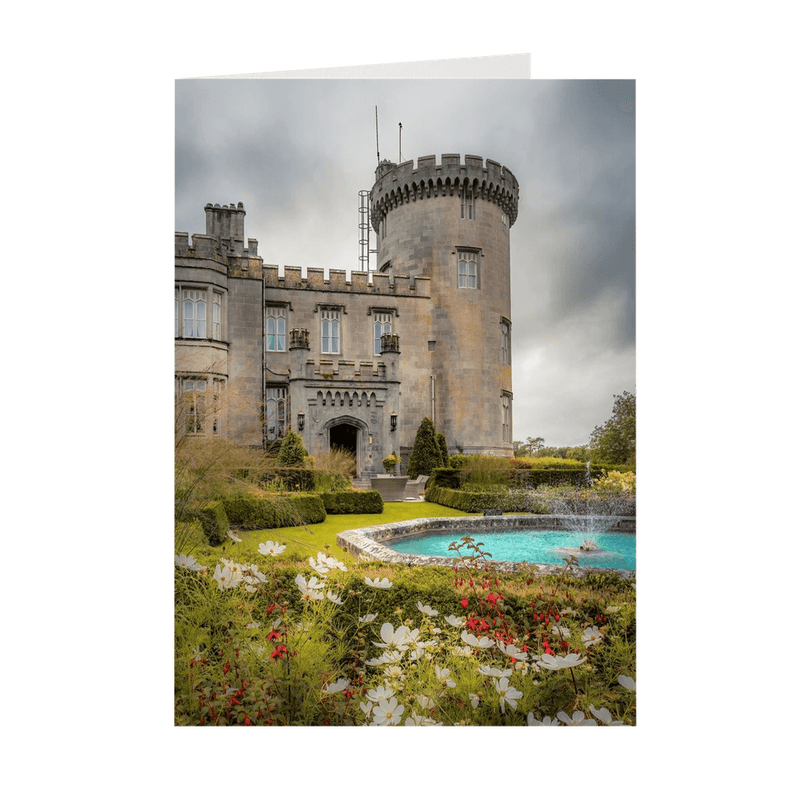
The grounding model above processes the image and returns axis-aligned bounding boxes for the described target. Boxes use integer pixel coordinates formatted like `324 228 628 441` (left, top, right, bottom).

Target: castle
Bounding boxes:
175 153 519 476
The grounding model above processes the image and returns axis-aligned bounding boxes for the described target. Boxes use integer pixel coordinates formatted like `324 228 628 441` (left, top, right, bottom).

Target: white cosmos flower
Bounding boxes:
374 622 411 650
175 554 205 572
416 601 439 617
435 665 456 688
295 573 325 601
365 576 393 589
372 696 404 725
366 684 395 703
469 693 481 709
317 553 347 572
326 590 344 605
258 541 286 557
581 626 603 646
452 645 473 657
493 677 523 712
478 665 512 678
605 605 620 613
497 642 529 661
538 652 588 671
417 695 434 710
460 631 494 649
309 556 330 575
552 625 571 638
527 713 561 726
322 678 350 694
227 530 242 543
360 700 373 717
212 564 241 591
404 712 441 726
359 613 377 623
589 705 624 725
618 674 636 692
383 665 404 679
557 710 597 726
445 615 465 627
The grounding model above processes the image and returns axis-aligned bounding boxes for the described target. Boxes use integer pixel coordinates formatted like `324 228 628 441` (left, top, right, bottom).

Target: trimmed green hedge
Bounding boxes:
195 500 230 546
221 492 326 530
320 491 384 515
424 486 547 514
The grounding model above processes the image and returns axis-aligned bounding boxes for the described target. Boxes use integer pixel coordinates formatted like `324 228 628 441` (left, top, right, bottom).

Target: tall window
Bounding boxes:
501 320 511 364
212 293 222 340
458 250 478 289
176 377 224 436
265 387 287 441
461 187 475 220
502 394 512 444
373 312 392 355
182 289 206 338
321 308 340 354
176 286 224 340
266 307 286 351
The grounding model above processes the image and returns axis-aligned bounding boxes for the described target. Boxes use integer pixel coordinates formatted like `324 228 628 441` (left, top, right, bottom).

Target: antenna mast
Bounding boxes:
399 122 402 163
375 106 380 165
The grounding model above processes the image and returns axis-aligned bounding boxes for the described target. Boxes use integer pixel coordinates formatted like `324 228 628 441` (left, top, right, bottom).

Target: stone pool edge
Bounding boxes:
336 515 636 579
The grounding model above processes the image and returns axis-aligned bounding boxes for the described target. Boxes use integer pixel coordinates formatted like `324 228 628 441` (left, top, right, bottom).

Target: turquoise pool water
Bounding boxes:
389 530 636 571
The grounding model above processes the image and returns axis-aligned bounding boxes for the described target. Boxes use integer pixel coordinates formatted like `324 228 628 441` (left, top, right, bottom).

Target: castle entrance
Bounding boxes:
329 422 359 476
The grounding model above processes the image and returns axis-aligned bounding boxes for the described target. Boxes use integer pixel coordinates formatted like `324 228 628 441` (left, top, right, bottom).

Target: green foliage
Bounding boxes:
425 486 547 514
277 430 309 466
407 417 445 479
589 391 636 466
312 470 351 493
195 500 230 546
459 455 515 489
435 432 449 465
429 467 462 489
222 491 325 531
382 452 400 474
320 491 384 515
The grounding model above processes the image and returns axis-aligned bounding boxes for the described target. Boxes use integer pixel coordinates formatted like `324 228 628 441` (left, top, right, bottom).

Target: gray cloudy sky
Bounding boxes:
175 78 635 447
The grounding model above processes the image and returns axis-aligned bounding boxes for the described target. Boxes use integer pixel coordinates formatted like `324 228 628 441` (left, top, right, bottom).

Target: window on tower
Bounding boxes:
501 319 511 364
373 311 393 355
457 249 479 289
502 393 512 444
321 307 341 354
176 285 225 341
266 306 287 352
461 187 475 220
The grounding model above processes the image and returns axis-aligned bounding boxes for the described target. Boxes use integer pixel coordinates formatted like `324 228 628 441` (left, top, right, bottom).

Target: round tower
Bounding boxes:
370 154 519 456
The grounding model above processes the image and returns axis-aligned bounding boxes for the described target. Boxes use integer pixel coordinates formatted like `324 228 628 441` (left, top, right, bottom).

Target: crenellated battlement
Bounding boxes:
370 154 519 231
175 231 262 276
262 266 430 297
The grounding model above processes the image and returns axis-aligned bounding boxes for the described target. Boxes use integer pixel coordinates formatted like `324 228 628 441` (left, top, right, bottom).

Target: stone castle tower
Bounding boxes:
175 154 519 475
370 154 519 457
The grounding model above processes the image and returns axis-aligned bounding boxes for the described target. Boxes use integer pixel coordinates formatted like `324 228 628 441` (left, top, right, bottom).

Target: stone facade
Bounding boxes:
175 154 519 476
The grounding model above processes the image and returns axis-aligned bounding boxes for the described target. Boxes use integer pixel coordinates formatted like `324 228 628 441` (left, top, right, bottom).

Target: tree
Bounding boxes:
435 432 449 467
407 417 444 479
589 391 636 466
277 429 308 466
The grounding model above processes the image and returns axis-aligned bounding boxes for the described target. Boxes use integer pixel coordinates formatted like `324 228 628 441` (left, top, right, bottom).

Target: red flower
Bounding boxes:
487 593 497 605
223 660 230 675
267 630 280 641
244 715 253 726
460 597 469 609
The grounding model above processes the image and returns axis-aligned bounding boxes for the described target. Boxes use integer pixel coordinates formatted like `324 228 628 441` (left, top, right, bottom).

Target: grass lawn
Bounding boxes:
187 501 479 568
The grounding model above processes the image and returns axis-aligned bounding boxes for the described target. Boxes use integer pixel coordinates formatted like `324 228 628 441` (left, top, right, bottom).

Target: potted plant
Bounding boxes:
382 452 400 475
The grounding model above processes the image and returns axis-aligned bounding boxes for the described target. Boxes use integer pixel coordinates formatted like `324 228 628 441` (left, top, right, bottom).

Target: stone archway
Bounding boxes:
323 415 368 477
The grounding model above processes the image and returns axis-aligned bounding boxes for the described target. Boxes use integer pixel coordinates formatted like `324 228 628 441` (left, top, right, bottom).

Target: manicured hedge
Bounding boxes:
195 500 230 546
221 491 326 530
320 491 384 515
425 486 547 514
429 468 461 489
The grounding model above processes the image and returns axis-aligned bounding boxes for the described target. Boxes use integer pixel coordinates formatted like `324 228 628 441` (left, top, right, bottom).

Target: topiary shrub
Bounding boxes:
194 500 230 546
407 417 445 479
320 491 384 514
277 430 308 466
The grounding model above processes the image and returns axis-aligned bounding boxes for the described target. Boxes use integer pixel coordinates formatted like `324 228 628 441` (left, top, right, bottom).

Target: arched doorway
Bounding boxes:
329 422 359 476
